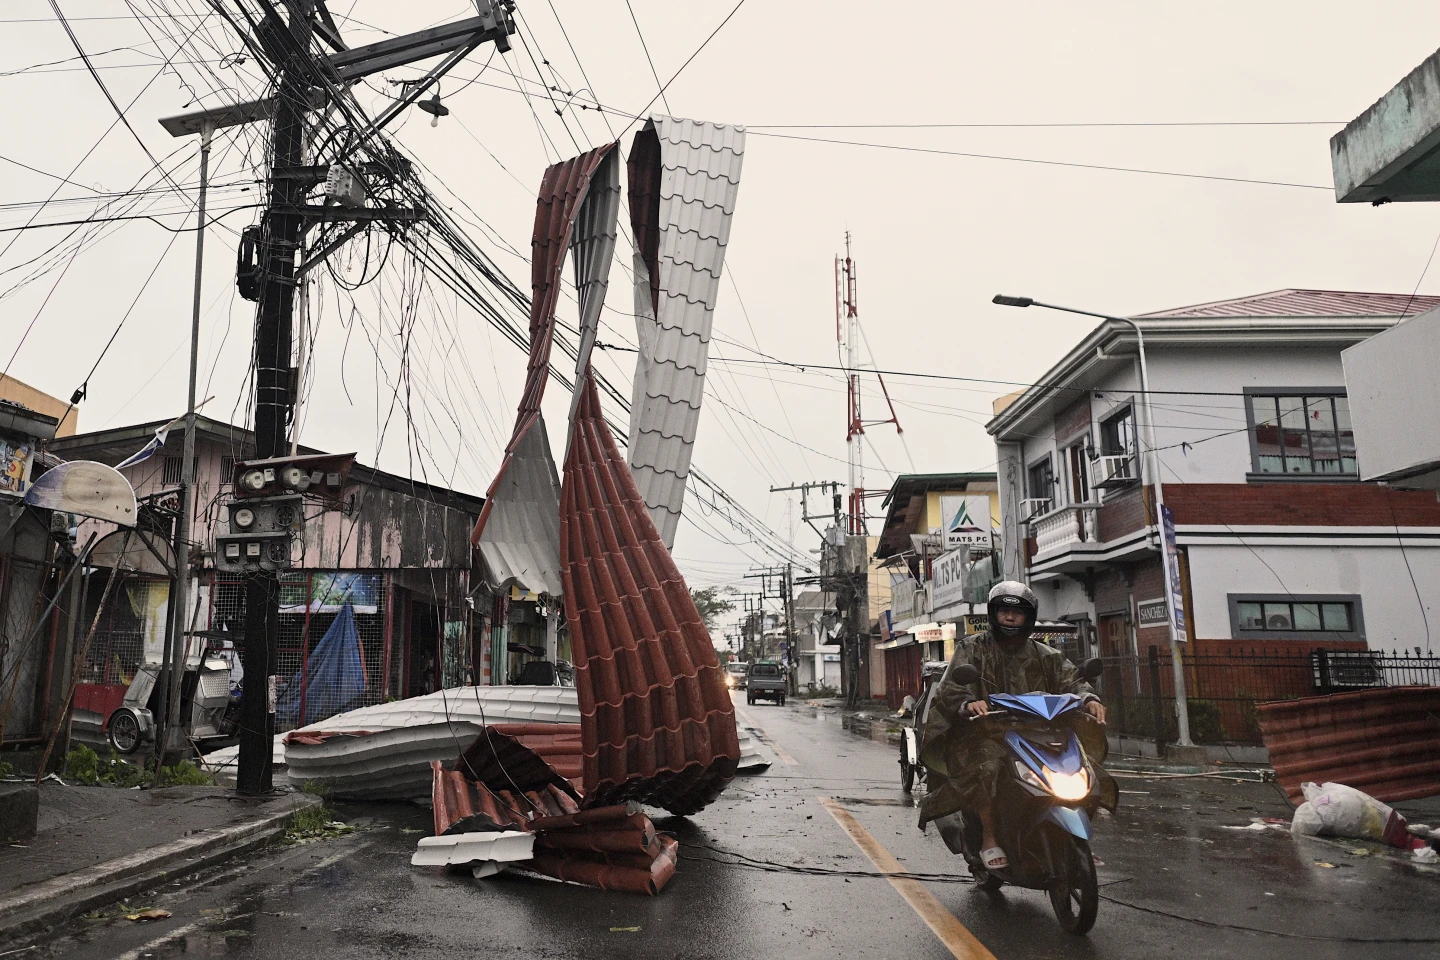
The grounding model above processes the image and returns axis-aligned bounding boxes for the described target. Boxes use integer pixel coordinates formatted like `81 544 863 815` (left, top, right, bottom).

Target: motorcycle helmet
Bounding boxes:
987 580 1039 641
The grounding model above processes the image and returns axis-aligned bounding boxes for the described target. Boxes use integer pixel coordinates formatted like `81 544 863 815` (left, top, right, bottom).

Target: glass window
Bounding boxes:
1261 603 1293 629
1100 407 1135 458
1234 597 1359 637
750 664 779 677
1248 393 1357 476
1291 603 1321 631
1321 603 1352 632
1027 457 1054 503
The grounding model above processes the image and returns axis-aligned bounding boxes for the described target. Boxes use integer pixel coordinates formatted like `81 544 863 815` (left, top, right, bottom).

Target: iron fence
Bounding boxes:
1097 646 1440 746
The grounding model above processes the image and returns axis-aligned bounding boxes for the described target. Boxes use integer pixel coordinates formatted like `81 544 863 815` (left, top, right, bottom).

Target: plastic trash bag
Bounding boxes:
1290 781 1410 846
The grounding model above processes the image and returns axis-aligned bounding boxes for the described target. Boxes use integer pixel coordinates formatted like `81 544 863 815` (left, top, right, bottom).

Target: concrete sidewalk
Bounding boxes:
0 780 316 941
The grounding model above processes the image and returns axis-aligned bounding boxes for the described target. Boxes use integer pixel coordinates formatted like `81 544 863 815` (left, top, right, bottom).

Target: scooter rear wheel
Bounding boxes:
1048 835 1098 935
108 710 141 754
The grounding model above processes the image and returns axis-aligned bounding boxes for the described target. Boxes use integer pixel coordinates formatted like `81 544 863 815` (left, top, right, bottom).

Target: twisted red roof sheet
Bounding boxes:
561 371 739 815
471 144 619 549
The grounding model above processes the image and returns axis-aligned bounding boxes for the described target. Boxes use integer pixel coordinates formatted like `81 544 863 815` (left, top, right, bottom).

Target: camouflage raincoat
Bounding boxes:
917 631 1117 826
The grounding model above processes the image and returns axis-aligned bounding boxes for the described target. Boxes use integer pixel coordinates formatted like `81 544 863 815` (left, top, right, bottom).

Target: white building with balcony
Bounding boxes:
987 289 1440 663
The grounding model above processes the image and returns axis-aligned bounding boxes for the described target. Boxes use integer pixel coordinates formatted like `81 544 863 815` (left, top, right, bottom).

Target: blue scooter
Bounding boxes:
931 658 1107 935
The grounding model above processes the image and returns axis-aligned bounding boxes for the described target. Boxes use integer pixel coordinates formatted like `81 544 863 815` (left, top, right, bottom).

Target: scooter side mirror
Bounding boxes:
952 663 981 685
1080 657 1104 680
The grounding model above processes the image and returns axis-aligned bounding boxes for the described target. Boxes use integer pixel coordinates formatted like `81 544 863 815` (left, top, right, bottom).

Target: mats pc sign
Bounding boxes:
940 495 992 550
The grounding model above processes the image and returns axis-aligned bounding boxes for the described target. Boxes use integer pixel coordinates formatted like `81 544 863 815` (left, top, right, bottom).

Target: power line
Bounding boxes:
623 0 671 115
745 130 1333 190
746 120 1348 129
622 0 749 136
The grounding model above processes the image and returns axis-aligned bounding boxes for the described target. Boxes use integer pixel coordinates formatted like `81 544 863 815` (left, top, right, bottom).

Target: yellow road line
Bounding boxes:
734 705 799 765
820 797 997 960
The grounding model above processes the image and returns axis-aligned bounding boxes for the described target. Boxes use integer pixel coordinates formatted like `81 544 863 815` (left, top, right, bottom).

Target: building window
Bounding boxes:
161 456 198 487
1246 391 1356 476
220 456 235 483
1024 455 1054 516
1228 593 1364 641
1095 406 1137 487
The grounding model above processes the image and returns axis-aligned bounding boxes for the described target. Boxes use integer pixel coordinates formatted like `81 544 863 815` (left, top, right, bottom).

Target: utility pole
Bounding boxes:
836 235 864 536
770 480 842 539
161 1 516 794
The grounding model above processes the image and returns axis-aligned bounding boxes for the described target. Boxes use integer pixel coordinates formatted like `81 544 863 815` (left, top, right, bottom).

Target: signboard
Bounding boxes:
279 572 382 614
910 622 956 644
941 495 992 549
0 437 34 495
932 548 968 610
1136 597 1168 629
1159 505 1187 640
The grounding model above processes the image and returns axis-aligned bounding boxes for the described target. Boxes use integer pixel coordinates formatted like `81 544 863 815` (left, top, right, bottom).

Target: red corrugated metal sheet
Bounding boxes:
471 144 618 547
1257 686 1440 802
1138 288 1440 319
456 722 584 797
560 371 740 815
428 760 677 894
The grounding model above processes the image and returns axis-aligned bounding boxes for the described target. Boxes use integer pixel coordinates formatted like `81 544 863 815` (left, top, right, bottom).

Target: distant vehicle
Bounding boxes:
512 659 575 686
724 662 748 690
746 661 786 706
107 657 238 755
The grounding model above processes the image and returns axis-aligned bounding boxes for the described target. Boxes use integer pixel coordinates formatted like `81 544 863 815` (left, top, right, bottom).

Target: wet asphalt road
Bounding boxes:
23 691 1440 959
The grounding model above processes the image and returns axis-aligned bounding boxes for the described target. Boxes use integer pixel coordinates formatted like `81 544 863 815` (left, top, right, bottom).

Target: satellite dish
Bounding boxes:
24 461 137 527
90 529 174 576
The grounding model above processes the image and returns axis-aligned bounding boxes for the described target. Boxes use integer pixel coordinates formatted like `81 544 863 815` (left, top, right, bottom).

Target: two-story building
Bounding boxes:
987 290 1440 741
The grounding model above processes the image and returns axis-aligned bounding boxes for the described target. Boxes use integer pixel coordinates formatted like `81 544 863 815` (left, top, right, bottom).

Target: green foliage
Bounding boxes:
285 800 353 844
806 684 840 698
154 760 215 787
0 759 13 778
299 777 334 799
64 745 195 787
690 586 736 632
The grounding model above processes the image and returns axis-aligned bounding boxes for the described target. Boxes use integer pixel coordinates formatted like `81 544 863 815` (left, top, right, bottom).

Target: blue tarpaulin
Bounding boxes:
277 602 366 727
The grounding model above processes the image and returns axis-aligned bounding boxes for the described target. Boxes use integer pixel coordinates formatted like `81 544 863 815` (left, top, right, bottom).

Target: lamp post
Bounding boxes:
991 295 1193 747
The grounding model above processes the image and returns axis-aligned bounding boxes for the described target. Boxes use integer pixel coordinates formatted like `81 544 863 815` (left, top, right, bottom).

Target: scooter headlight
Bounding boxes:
1045 768 1091 802
1013 761 1090 801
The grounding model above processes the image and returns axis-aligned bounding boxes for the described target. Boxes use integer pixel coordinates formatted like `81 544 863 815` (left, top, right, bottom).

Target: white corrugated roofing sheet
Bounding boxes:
627 117 745 549
475 416 562 597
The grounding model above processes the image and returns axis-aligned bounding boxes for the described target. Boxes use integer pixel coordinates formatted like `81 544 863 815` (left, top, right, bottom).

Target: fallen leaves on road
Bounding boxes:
126 909 172 922
1314 861 1337 869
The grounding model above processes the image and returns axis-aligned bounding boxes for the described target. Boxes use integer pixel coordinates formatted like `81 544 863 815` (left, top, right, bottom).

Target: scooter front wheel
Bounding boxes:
1048 835 1098 935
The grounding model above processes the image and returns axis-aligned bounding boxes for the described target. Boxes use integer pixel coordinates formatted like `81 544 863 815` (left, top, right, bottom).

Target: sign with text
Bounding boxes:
940 494 993 549
1160 505 1187 640
932 548 969 610
1136 597 1168 629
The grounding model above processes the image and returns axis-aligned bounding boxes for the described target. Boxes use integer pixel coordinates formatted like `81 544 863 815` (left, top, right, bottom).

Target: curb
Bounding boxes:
0 794 320 942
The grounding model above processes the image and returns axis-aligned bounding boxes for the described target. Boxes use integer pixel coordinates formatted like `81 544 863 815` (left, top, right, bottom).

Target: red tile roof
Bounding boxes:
1137 289 1440 319
561 371 740 815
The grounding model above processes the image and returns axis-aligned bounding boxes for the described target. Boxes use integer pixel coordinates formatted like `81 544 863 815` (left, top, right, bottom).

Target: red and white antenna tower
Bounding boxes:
835 233 902 536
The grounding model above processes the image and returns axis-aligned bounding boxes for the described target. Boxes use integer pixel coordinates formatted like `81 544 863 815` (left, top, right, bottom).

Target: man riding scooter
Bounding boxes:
918 581 1114 872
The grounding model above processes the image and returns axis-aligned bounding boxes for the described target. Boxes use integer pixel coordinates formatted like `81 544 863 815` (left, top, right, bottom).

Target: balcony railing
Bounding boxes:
1019 497 1053 521
1031 503 1100 555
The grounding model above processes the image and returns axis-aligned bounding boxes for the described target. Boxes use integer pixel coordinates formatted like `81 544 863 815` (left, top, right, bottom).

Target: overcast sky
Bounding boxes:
4 2 1440 630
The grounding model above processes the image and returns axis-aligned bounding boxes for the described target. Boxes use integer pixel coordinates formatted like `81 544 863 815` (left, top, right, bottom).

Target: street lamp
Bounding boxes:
992 294 1194 747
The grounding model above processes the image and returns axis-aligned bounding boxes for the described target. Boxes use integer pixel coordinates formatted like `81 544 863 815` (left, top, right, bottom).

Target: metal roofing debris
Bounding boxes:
565 147 621 427
562 373 739 815
457 722 584 798
625 117 746 549
410 831 535 870
1258 686 1440 803
428 756 680 895
472 143 620 595
1137 288 1440 319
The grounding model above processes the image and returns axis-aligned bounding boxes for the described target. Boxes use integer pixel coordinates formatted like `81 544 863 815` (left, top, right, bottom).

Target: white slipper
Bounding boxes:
980 846 1008 871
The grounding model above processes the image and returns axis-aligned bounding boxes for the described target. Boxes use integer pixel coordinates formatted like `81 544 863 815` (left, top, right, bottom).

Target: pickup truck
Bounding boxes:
746 661 787 706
